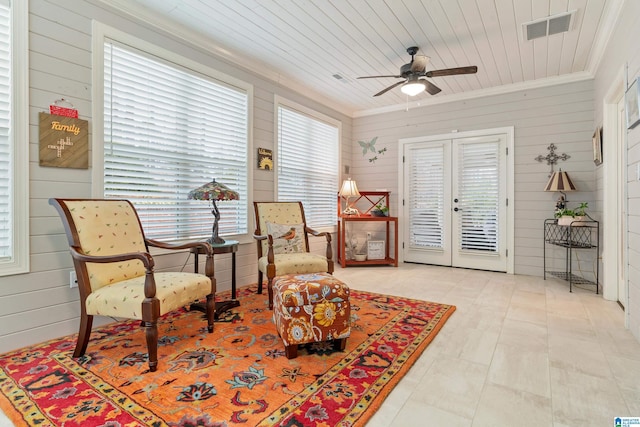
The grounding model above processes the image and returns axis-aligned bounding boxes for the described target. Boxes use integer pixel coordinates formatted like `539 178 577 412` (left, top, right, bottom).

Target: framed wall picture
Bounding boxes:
592 126 602 166
626 77 640 129
367 240 385 260
257 147 273 170
39 112 89 168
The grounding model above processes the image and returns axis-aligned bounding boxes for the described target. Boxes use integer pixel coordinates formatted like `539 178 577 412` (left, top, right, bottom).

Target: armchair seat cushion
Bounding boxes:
258 253 328 277
85 272 211 318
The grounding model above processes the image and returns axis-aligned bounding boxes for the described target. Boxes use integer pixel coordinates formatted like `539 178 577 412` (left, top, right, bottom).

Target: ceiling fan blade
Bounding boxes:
357 75 402 79
423 79 441 95
373 81 405 97
410 55 428 73
425 66 478 78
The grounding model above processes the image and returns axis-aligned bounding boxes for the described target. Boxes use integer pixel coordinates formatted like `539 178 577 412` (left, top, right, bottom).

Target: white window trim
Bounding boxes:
1 0 29 276
274 95 341 233
91 21 254 244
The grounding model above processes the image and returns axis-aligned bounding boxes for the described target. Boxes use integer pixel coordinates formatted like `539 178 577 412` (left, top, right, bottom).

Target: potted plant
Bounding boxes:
555 202 589 226
371 202 388 217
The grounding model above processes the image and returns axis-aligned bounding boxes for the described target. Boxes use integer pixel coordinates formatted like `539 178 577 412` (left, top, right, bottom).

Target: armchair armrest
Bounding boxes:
253 233 275 265
146 239 213 256
305 226 332 243
70 245 154 269
146 239 215 283
70 245 159 300
304 227 333 262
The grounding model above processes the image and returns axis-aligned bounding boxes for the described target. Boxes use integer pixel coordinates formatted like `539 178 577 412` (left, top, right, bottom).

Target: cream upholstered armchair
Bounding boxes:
49 198 216 372
253 201 333 309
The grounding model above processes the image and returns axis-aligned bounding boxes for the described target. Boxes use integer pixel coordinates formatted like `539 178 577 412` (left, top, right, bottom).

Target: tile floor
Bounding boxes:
1 264 637 426
331 263 640 427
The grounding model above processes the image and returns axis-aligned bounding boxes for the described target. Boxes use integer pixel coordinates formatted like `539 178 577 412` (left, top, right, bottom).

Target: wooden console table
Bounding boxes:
337 191 398 267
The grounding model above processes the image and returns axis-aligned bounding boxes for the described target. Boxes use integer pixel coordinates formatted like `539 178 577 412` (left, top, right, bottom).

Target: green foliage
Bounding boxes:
574 202 588 216
554 202 588 218
375 203 388 214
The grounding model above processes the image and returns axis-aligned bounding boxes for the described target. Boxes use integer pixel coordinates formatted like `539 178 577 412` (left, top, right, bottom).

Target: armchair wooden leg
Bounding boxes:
267 277 274 310
206 294 215 333
334 338 347 351
73 314 93 358
257 271 263 294
144 321 158 372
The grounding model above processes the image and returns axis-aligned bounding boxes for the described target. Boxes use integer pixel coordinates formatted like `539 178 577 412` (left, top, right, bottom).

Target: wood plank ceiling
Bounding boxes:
103 0 621 116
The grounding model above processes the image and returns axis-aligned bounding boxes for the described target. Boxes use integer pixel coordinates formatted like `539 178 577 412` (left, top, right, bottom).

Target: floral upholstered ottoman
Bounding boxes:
272 273 351 359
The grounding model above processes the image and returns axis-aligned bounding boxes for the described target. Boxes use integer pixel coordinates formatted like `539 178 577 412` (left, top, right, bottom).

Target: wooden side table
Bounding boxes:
336 191 398 267
190 240 240 319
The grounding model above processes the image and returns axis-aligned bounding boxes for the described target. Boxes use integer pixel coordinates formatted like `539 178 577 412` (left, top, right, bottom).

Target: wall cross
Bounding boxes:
534 143 570 175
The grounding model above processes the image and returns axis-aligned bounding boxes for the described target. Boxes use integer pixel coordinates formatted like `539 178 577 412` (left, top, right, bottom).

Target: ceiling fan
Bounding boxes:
357 46 478 97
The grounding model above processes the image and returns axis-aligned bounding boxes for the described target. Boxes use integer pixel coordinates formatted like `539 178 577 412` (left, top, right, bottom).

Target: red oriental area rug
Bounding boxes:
0 285 455 427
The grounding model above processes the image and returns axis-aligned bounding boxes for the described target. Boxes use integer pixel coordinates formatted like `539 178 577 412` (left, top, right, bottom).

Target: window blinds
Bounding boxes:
103 41 249 241
457 141 499 252
0 3 11 260
408 144 445 249
277 105 338 228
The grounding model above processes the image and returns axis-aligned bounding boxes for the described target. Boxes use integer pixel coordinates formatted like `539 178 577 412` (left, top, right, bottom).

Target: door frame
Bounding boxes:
602 66 629 326
398 126 515 274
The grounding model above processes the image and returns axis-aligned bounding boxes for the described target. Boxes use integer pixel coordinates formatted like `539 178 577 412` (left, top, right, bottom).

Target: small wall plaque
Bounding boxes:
39 112 89 169
257 147 273 170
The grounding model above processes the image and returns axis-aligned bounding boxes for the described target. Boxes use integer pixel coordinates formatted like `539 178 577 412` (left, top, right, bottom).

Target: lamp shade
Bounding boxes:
339 178 360 198
544 170 577 192
339 178 360 216
188 179 239 201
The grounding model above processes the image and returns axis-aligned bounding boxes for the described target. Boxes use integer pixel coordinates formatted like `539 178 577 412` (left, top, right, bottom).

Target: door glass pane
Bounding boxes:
408 145 444 249
457 141 499 252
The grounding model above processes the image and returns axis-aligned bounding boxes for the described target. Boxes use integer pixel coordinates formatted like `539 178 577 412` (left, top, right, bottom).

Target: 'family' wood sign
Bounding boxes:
39 112 89 169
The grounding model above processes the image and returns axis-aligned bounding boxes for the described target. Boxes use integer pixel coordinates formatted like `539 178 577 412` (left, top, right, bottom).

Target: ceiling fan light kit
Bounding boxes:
401 80 425 96
357 46 478 97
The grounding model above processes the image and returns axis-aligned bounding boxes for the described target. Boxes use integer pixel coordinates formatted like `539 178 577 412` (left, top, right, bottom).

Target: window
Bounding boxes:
0 0 28 276
94 26 251 241
276 99 340 229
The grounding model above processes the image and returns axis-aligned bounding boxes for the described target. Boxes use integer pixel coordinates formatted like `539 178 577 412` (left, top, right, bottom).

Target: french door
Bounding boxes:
401 130 511 272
